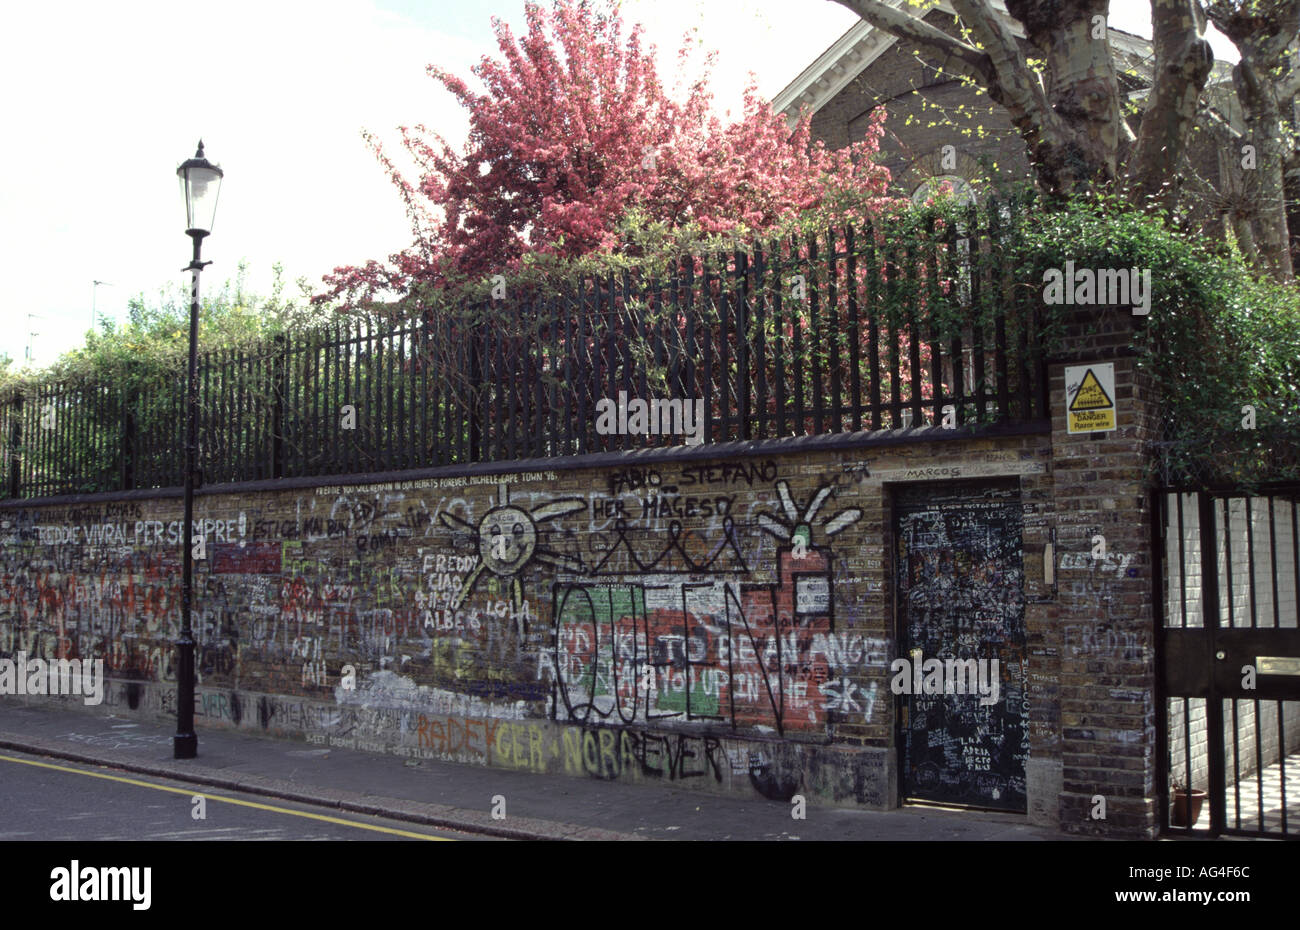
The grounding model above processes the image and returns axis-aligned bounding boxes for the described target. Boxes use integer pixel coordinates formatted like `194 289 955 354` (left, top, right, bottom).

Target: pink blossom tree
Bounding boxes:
316 0 898 309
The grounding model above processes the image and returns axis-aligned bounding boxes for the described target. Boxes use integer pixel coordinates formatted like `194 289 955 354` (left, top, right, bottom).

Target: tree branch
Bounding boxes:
831 0 1119 194
1200 102 1245 140
949 0 1051 119
828 0 997 84
1278 66 1300 102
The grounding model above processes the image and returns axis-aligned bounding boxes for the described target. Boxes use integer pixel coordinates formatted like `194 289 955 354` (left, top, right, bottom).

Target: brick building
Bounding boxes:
772 2 1240 223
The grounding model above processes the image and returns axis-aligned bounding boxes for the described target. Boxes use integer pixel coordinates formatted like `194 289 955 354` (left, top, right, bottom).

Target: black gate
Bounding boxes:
893 479 1028 812
1157 488 1300 838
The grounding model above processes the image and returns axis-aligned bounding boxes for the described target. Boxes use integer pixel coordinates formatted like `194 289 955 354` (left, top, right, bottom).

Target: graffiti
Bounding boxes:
1058 548 1135 621
546 481 866 734
416 714 498 762
255 695 341 732
0 458 899 803
755 479 862 552
1063 623 1144 660
894 480 1028 812
212 542 281 574
547 577 799 729
1057 550 1134 573
606 467 663 496
584 518 748 574
678 461 779 487
437 483 586 613
2 474 876 734
638 494 735 521
745 747 804 801
338 670 529 721
32 521 182 547
559 726 724 782
822 678 878 717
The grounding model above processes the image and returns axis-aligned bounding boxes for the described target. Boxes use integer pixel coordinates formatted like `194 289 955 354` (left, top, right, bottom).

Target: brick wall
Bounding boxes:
0 295 1202 836
1046 303 1164 837
809 29 1033 198
1 430 1086 816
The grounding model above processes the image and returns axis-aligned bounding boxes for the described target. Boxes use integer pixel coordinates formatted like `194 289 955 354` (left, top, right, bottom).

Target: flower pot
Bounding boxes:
1171 788 1207 827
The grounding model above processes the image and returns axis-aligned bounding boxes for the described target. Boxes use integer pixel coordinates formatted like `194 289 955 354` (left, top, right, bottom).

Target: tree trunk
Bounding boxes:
1006 0 1124 191
1130 0 1216 211
1203 0 1300 282
1234 57 1295 280
1231 209 1261 262
833 0 1122 196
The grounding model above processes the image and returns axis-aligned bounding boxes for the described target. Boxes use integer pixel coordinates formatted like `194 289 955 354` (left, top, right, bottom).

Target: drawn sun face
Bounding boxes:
479 505 537 575
439 483 586 613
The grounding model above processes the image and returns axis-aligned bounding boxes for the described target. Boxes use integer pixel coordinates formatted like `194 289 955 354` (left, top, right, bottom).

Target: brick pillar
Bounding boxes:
1049 305 1163 837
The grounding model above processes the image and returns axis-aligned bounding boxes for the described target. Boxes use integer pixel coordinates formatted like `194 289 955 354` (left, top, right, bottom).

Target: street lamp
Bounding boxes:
92 280 112 330
174 140 222 760
25 314 46 363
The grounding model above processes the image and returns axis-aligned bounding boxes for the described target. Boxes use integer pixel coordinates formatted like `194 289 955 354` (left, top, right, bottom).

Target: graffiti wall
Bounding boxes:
0 439 1055 808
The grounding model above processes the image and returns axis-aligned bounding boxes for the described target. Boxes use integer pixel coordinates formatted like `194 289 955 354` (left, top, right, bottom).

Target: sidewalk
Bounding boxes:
0 703 1060 841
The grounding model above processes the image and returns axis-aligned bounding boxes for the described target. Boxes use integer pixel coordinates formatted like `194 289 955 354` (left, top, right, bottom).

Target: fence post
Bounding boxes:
736 248 752 441
421 308 433 466
120 373 136 491
6 390 21 499
468 307 482 463
272 333 287 479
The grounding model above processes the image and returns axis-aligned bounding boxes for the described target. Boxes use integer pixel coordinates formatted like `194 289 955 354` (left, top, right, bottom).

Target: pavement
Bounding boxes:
0 703 1061 841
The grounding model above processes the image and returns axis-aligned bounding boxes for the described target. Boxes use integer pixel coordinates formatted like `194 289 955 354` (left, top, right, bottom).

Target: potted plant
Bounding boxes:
1170 780 1207 827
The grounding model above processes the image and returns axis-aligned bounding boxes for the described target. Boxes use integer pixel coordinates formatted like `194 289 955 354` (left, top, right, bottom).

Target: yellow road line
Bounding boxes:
0 752 453 841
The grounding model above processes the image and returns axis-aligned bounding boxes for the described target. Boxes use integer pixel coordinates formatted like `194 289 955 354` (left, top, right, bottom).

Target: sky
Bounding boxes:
0 0 1238 369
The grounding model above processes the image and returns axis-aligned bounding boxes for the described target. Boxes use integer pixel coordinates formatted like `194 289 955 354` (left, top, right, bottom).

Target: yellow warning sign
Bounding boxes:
1065 363 1116 433
1069 369 1113 411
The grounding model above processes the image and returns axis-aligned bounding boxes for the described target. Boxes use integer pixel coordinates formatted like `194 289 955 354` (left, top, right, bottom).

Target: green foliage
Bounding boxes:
1012 194 1300 487
0 261 324 396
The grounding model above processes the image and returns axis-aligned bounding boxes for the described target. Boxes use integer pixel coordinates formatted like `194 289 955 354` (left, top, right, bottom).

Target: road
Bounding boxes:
0 749 492 841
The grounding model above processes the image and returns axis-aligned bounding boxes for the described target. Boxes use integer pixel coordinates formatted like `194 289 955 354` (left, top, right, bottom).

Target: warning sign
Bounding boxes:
1065 363 1116 433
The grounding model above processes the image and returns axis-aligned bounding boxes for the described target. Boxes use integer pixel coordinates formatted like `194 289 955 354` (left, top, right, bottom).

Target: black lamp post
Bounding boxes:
174 141 222 759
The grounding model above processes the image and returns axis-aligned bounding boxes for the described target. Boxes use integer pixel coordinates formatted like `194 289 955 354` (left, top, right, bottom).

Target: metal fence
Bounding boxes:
1 203 1050 499
1158 488 1300 837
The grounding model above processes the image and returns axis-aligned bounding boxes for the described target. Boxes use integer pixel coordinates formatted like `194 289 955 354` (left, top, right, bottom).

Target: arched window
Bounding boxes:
911 176 975 311
910 175 977 207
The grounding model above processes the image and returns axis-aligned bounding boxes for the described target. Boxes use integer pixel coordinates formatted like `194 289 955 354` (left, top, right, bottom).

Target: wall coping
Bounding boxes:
1 419 1050 508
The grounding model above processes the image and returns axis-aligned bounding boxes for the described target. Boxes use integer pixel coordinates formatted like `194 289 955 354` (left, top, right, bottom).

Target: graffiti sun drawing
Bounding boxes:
439 483 586 611
756 480 862 549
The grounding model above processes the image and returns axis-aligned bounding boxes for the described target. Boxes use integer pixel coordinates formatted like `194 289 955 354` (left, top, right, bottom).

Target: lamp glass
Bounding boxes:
179 164 222 235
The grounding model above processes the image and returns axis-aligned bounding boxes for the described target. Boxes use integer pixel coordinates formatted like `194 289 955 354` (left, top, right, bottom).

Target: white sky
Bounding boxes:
0 0 1238 369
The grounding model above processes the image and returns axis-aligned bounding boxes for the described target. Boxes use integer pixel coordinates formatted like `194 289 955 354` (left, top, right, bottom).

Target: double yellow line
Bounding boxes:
0 752 453 840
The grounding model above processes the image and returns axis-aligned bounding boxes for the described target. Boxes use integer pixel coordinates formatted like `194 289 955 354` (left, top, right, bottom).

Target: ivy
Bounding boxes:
1014 195 1300 488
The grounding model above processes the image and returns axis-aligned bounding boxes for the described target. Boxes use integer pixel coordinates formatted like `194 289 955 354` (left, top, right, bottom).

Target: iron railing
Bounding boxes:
0 203 1051 499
